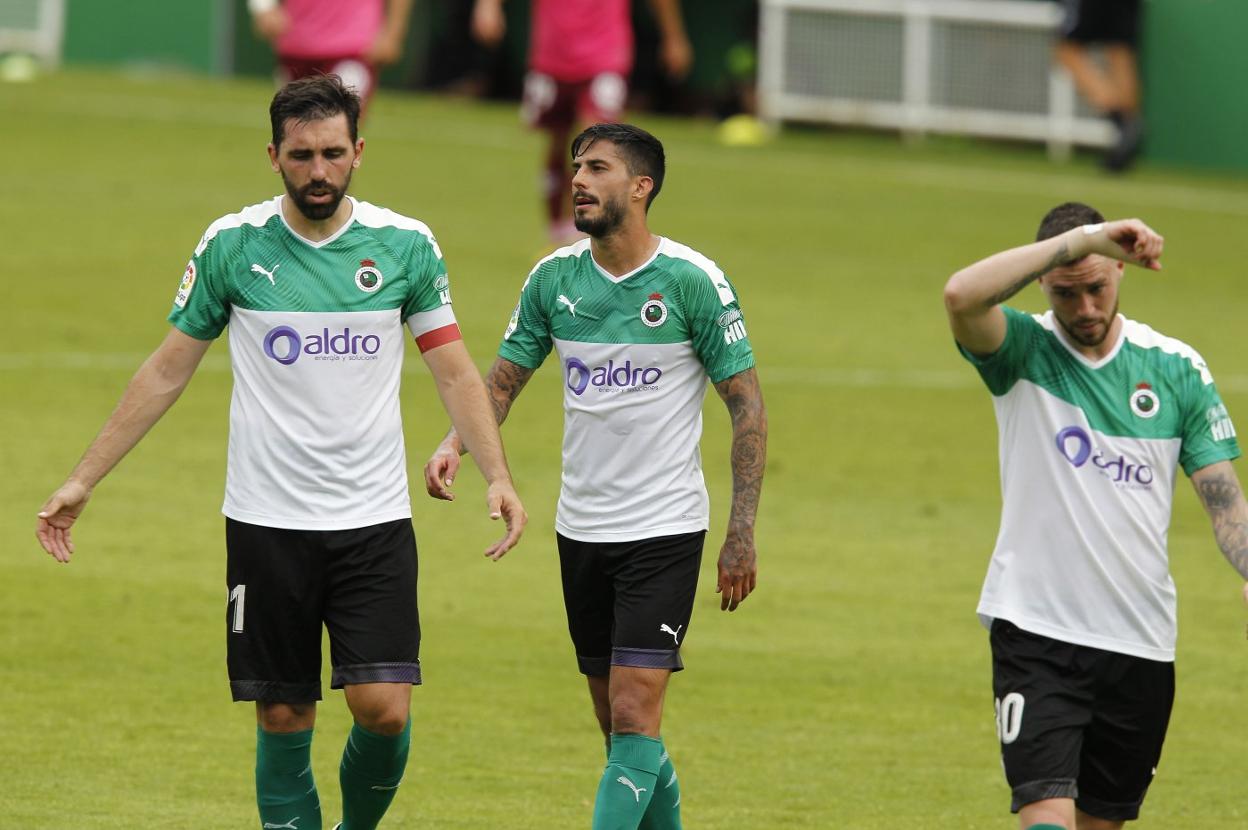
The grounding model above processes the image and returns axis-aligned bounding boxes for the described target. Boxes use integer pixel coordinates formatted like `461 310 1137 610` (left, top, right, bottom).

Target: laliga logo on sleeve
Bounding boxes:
1129 382 1160 419
355 259 383 293
174 260 196 308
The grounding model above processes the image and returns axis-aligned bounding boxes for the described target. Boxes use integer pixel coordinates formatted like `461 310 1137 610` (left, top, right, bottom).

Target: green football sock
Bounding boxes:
1025 825 1067 830
338 719 411 830
256 727 322 830
592 733 663 830
638 741 682 830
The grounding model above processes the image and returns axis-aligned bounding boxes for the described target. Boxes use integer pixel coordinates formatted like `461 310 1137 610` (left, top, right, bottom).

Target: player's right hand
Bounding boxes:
36 480 91 563
423 441 461 501
1084 219 1164 271
483 478 526 561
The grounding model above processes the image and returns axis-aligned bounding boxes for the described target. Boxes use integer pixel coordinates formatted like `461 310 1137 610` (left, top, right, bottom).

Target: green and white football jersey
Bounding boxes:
500 237 755 542
963 307 1240 661
168 196 458 531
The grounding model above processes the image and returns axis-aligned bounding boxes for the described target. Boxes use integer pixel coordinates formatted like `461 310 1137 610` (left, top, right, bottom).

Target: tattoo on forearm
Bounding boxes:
484 358 535 427
985 241 1071 306
1197 471 1248 580
714 370 767 532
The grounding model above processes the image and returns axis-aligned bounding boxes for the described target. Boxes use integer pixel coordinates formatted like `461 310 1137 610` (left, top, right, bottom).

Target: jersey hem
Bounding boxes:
555 518 709 543
709 356 757 385
169 315 222 342
222 505 413 532
1182 447 1242 477
977 607 1175 663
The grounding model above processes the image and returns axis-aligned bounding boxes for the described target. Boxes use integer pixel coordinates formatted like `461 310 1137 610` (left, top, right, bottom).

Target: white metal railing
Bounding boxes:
0 0 66 66
758 0 1113 159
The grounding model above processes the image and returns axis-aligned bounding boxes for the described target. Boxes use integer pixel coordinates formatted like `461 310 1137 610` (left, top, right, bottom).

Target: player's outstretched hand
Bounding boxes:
470 0 506 47
251 7 289 42
716 529 757 611
424 440 462 501
36 480 91 564
1084 219 1163 271
483 479 526 561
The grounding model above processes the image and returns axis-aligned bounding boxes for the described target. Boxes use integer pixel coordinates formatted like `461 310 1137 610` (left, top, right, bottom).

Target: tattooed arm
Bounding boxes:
942 219 1164 357
1191 462 1248 591
712 367 767 612
424 357 535 500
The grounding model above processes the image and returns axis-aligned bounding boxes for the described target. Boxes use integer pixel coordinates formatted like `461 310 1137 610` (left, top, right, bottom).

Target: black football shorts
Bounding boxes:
557 531 706 676
990 619 1174 821
1059 0 1142 47
225 517 422 703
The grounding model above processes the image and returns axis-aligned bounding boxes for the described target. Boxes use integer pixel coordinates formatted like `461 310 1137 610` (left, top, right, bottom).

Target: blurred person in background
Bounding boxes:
945 203 1247 830
250 0 415 115
1055 0 1143 172
470 0 693 246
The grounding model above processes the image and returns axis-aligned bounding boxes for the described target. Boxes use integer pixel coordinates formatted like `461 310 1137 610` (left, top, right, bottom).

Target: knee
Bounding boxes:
352 703 410 736
609 692 656 735
257 702 316 733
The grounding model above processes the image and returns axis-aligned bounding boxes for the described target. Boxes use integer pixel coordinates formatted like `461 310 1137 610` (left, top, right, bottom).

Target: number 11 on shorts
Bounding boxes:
228 584 246 633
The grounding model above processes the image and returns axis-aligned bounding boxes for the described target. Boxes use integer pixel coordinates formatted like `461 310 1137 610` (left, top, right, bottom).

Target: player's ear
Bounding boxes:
267 143 280 172
353 138 364 168
633 176 654 203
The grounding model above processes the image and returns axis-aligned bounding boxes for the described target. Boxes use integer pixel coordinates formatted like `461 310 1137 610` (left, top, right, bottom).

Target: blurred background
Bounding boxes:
4 2 1248 829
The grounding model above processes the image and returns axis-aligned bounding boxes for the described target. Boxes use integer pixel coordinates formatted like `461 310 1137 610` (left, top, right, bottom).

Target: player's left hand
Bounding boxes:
716 528 757 611
660 35 693 80
483 478 527 561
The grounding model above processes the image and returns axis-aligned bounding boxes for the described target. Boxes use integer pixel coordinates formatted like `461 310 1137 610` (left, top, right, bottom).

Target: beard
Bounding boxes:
281 167 351 221
1057 299 1119 347
573 192 627 238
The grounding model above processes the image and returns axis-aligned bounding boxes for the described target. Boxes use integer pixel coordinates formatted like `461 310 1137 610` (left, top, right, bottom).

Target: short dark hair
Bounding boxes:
570 123 666 209
1036 202 1105 242
270 74 361 148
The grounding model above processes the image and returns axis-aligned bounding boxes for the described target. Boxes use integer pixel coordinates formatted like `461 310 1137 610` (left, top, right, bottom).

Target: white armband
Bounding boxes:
1082 222 1105 235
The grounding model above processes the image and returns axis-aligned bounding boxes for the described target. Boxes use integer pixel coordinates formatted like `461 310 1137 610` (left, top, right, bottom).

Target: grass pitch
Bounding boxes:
3 70 1248 828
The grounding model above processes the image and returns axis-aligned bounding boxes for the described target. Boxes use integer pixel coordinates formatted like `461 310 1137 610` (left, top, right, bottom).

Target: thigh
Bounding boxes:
1077 653 1174 822
523 72 578 130
559 532 616 676
323 519 422 689
990 620 1095 812
610 531 705 673
225 519 325 703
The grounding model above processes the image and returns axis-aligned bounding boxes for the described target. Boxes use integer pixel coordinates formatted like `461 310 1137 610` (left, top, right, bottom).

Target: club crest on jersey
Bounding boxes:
355 259 383 293
1130 382 1160 419
174 260 196 308
640 293 668 328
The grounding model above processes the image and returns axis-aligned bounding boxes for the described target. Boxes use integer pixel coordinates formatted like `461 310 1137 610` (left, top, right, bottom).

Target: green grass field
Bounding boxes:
4 69 1248 828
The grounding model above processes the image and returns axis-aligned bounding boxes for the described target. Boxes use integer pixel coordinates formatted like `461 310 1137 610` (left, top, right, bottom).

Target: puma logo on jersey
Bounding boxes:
251 263 280 285
659 623 682 645
557 294 582 316
262 819 299 829
617 776 647 802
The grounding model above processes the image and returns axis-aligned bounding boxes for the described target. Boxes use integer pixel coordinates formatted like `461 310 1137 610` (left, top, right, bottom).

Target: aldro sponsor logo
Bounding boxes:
718 308 747 345
1207 403 1237 442
1055 426 1154 488
263 325 381 365
565 357 662 396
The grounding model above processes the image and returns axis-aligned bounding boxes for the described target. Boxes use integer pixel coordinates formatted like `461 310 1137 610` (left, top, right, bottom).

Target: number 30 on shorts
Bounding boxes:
994 692 1025 744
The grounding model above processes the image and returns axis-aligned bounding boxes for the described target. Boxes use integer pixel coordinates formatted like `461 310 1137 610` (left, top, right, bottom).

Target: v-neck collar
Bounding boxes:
278 195 357 249
590 237 664 284
1046 310 1126 370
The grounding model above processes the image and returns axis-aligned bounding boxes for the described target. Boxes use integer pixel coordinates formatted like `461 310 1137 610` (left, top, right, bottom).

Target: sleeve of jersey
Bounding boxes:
955 306 1033 396
497 269 553 369
166 239 229 341
402 235 462 353
688 272 755 384
1178 366 1242 476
